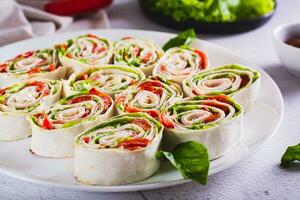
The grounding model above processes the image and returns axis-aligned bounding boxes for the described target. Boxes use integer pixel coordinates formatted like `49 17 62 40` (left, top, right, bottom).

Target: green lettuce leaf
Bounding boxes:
163 28 196 51
236 0 275 20
6 82 26 94
157 141 210 184
281 143 300 167
144 0 275 23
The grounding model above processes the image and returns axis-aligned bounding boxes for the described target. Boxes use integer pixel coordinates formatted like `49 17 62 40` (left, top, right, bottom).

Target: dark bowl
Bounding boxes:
139 0 276 34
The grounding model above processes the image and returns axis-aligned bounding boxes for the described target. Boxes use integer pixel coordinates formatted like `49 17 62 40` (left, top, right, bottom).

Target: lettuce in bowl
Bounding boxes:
143 0 275 23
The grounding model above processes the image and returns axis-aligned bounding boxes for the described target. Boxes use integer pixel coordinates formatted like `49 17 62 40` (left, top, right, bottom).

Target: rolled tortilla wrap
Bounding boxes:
0 49 66 88
115 76 183 118
153 47 208 84
29 88 114 158
56 33 113 74
74 112 163 185
0 79 62 141
113 37 163 76
159 95 243 160
63 65 145 98
183 64 260 111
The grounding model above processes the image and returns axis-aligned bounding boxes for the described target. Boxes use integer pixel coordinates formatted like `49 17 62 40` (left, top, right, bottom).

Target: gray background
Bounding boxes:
1 0 300 199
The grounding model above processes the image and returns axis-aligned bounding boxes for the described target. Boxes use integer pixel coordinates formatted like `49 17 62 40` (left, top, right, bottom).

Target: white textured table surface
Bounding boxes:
1 0 300 199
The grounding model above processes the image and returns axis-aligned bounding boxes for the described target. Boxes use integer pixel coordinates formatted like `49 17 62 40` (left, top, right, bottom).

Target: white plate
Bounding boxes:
0 29 283 192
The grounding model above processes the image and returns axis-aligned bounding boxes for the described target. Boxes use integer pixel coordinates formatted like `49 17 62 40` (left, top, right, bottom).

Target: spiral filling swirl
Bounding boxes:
159 95 242 130
60 34 112 64
153 47 208 81
68 65 145 95
184 65 260 96
116 77 182 118
32 88 112 130
0 49 58 75
114 38 163 68
0 80 58 113
76 113 162 151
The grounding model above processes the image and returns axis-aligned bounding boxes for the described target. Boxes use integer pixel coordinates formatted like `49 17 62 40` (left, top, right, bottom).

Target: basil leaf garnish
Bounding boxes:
281 143 300 167
162 29 196 51
157 141 210 184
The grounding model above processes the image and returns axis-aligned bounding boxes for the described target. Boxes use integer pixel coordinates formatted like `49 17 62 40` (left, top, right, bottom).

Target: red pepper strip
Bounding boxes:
125 106 159 118
125 106 141 113
29 81 49 97
14 53 23 60
89 88 105 97
42 114 53 130
27 67 41 74
97 47 106 53
122 36 132 40
61 44 68 49
141 52 152 63
151 76 160 81
116 95 126 104
152 88 163 97
34 113 44 118
45 0 113 16
194 49 208 70
66 53 72 58
0 88 6 96
130 80 138 85
145 110 159 118
240 74 250 89
132 47 140 57
34 113 44 125
139 81 162 91
92 42 98 53
206 95 231 105
203 113 220 123
202 107 209 111
29 81 46 92
89 88 111 99
49 64 56 72
23 51 34 58
159 112 175 129
89 88 112 112
83 136 90 143
140 81 162 88
93 46 106 54
160 64 167 72
87 33 98 39
202 102 229 115
0 63 7 73
131 118 151 131
192 89 198 96
81 73 89 80
69 95 93 104
118 138 150 150
56 44 68 50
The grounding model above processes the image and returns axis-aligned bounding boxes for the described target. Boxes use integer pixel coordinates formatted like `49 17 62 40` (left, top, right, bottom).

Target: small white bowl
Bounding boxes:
273 22 300 77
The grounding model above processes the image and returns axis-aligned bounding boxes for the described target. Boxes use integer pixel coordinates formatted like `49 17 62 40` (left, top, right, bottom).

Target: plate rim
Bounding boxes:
0 29 284 192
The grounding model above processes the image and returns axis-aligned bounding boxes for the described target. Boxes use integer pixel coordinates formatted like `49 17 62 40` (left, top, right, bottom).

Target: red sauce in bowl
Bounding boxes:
286 38 300 48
